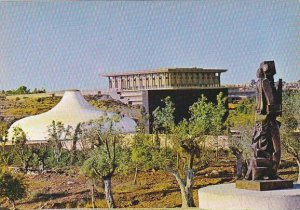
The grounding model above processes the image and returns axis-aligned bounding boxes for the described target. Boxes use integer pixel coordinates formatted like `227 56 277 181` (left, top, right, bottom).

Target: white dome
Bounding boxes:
8 90 136 141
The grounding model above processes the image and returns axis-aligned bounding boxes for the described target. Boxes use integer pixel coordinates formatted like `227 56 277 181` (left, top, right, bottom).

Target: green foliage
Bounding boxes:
0 121 8 143
188 93 227 137
12 127 35 171
153 93 228 171
152 93 227 207
227 99 255 127
4 86 46 95
32 88 46 94
229 126 253 160
14 86 30 95
131 133 153 169
115 146 132 174
281 90 300 160
47 121 72 164
0 121 12 165
45 148 71 168
81 114 124 179
173 93 227 170
0 167 27 209
131 133 173 171
153 96 175 133
82 146 117 179
282 90 300 121
136 107 149 133
4 96 61 119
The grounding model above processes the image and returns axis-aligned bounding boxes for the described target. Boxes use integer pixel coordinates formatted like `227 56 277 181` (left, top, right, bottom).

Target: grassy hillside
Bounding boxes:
0 94 141 126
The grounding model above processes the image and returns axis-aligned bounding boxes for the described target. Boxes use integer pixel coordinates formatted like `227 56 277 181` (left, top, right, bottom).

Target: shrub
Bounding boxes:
0 167 27 209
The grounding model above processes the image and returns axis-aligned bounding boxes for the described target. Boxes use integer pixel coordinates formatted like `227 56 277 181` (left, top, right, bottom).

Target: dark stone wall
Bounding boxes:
142 88 228 133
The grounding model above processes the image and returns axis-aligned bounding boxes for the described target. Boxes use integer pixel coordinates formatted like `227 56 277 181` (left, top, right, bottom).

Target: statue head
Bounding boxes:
256 68 264 79
260 61 276 78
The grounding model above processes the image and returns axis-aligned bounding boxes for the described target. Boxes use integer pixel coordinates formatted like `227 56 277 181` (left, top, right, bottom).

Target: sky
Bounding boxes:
0 1 299 92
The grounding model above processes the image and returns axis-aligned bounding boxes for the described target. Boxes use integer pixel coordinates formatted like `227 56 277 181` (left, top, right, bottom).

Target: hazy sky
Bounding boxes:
0 1 299 91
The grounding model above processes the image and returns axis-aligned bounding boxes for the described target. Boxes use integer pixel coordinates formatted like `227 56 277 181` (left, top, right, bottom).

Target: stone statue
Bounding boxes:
245 61 282 180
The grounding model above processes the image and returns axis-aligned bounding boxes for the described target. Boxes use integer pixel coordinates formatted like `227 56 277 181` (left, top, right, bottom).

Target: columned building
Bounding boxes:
104 68 225 91
102 67 228 133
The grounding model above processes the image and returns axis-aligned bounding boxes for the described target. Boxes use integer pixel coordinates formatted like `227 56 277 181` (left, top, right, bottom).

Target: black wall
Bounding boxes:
142 88 228 133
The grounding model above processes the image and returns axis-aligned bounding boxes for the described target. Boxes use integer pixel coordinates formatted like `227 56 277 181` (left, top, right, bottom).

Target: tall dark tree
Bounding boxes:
70 123 82 165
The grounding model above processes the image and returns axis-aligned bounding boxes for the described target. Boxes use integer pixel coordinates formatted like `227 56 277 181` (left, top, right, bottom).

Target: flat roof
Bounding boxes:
102 67 227 77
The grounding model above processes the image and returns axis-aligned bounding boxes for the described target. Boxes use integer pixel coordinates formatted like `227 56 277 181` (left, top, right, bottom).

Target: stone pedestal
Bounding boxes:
198 183 300 210
236 180 294 191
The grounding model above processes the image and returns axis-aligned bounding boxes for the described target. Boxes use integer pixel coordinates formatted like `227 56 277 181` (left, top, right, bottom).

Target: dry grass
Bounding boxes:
1 155 297 210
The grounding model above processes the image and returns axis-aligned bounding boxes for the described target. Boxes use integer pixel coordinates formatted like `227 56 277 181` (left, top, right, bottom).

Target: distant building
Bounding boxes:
284 81 300 90
103 67 226 105
227 87 255 102
102 67 228 133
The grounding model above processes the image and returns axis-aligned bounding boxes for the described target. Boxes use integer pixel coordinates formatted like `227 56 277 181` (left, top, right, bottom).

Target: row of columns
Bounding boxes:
108 72 220 90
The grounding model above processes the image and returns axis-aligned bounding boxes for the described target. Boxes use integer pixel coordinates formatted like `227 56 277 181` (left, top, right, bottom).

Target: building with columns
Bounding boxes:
103 67 226 91
102 67 228 133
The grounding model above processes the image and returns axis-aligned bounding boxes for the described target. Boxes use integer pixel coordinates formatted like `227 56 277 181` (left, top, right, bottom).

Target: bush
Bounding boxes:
0 167 27 209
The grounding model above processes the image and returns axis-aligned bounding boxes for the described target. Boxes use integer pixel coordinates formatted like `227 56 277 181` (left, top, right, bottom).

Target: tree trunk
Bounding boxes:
91 184 95 209
165 134 168 155
185 169 195 207
216 136 219 162
133 166 138 185
103 176 115 208
172 169 195 208
176 152 180 169
70 142 76 165
39 160 45 173
7 198 16 210
236 153 244 178
296 159 300 184
23 157 31 173
12 201 16 210
230 147 244 178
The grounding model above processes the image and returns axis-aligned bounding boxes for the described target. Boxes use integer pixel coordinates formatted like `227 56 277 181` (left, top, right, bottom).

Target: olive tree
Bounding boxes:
131 132 170 185
153 96 175 149
70 123 82 165
81 114 127 208
281 90 300 183
228 126 252 178
153 93 227 207
131 132 151 185
11 127 34 172
32 145 49 172
47 121 71 164
0 122 11 165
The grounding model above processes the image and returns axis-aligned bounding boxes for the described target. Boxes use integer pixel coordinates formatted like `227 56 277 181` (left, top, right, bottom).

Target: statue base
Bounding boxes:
236 179 293 191
198 183 300 210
